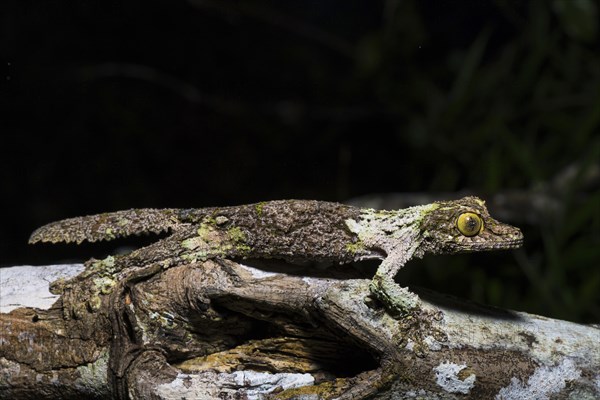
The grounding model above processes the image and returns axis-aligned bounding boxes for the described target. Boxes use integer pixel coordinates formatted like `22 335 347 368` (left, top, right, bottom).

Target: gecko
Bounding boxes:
29 196 523 317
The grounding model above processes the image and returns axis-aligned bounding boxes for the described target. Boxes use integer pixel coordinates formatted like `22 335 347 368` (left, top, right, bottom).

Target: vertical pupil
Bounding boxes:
457 213 482 236
466 216 477 231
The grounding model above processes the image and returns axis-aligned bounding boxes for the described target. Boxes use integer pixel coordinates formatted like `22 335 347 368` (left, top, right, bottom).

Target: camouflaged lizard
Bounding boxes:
29 196 523 317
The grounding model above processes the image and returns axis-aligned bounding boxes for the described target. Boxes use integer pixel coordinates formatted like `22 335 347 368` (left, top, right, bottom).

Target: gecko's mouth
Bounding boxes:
497 230 524 248
472 225 524 251
506 237 524 247
470 236 523 251
444 231 524 253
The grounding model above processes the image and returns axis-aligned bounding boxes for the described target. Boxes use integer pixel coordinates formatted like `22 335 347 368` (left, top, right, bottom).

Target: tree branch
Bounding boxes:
1 261 599 399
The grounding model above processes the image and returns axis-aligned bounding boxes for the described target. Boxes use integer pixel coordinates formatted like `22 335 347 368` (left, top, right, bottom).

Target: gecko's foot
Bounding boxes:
368 275 421 318
368 276 447 356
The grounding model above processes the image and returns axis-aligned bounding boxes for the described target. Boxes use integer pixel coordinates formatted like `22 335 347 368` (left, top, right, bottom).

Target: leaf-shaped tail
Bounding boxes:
29 208 182 244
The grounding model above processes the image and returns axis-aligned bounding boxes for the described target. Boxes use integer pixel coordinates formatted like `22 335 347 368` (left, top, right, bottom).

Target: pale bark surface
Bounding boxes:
1 262 599 399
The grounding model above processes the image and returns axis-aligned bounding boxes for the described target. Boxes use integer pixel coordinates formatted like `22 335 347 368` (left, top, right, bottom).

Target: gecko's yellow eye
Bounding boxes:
457 212 483 237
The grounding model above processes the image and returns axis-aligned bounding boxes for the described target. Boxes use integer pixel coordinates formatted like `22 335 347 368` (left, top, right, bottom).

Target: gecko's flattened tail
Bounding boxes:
29 209 181 244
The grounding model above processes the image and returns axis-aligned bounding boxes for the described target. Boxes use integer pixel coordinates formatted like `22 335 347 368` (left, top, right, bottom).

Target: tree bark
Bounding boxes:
1 261 599 399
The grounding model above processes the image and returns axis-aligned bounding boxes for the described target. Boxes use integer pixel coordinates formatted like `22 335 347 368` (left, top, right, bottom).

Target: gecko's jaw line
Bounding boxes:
490 239 523 249
469 237 523 251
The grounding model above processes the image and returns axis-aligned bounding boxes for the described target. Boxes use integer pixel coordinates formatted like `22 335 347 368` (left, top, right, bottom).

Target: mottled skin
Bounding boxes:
30 196 523 317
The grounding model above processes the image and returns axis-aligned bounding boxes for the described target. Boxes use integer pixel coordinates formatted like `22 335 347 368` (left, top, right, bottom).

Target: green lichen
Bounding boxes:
236 243 252 254
75 349 110 395
49 277 67 295
270 378 349 399
181 250 210 263
104 228 116 240
255 202 266 217
181 236 204 251
183 224 251 261
345 240 365 254
93 276 116 295
86 295 103 312
91 255 117 275
182 221 219 251
228 226 252 255
227 226 246 242
49 254 120 298
196 222 215 239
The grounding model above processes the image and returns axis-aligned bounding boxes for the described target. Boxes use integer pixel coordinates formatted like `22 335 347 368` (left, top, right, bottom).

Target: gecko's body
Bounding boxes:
30 196 523 316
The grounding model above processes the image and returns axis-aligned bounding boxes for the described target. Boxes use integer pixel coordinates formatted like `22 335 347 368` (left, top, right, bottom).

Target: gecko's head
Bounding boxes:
418 196 523 256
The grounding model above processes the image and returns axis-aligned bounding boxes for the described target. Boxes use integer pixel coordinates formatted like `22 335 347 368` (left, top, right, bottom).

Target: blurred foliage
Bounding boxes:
2 0 599 322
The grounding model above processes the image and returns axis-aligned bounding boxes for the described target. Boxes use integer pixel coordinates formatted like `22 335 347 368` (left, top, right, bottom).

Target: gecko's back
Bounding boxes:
180 200 368 262
29 200 376 263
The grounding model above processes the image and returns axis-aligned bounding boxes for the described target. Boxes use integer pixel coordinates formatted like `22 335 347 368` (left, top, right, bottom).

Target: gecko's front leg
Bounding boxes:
368 251 447 358
343 206 429 319
368 249 421 318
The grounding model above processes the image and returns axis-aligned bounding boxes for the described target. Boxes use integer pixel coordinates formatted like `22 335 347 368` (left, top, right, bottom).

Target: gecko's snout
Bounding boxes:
492 226 524 250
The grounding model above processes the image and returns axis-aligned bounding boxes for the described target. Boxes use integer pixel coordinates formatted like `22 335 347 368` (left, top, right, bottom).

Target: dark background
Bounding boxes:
1 0 599 323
